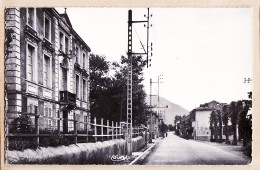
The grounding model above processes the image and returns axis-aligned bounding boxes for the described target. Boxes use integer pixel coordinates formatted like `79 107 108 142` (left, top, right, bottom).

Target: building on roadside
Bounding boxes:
5 8 91 133
190 101 226 141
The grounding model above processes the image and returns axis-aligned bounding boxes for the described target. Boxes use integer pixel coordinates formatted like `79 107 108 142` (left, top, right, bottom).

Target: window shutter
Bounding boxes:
31 104 34 114
44 107 48 117
27 105 31 113
49 108 52 117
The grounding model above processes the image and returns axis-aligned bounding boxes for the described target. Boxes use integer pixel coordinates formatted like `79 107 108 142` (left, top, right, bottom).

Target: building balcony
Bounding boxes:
74 62 82 74
82 69 89 78
43 38 55 53
60 91 76 110
24 25 41 43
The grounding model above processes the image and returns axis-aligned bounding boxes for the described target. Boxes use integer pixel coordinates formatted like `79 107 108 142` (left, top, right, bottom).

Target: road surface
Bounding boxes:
140 133 251 165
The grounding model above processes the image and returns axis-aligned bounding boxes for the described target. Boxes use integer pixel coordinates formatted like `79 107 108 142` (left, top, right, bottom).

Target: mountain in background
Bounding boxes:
146 96 190 125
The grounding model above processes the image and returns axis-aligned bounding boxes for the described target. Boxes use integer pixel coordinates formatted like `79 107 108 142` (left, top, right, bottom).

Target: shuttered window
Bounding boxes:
76 75 80 99
83 79 86 101
27 45 35 81
44 17 51 40
43 55 50 87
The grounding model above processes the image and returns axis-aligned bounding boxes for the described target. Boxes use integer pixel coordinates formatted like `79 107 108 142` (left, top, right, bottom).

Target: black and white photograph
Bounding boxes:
4 7 253 165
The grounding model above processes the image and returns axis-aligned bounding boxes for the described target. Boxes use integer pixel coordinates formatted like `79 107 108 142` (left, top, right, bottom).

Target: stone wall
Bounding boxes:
6 137 146 164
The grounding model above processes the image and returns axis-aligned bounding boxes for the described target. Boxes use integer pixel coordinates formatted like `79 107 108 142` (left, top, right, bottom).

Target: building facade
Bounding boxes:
5 8 91 133
190 101 226 140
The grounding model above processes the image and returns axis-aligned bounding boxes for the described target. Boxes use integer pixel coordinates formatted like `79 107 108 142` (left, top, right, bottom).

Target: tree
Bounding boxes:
210 110 218 141
240 100 252 146
222 105 230 144
89 54 150 126
174 115 182 125
112 55 149 126
229 101 242 145
217 109 222 142
168 124 174 131
89 54 113 120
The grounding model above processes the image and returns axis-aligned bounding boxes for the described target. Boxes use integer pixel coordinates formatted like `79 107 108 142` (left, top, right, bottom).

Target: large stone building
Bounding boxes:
5 8 91 133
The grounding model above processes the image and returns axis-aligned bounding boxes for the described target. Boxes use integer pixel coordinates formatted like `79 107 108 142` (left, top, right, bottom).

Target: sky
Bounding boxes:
56 8 252 111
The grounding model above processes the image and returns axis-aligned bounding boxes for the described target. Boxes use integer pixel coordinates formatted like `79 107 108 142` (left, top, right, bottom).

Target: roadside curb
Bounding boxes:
129 140 158 165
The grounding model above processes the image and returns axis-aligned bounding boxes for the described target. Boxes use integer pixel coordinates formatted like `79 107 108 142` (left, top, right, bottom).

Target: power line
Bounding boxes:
133 25 146 53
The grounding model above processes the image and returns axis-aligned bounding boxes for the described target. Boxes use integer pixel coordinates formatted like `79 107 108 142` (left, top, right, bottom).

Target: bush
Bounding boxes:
40 129 69 147
8 115 38 151
9 115 35 134
9 138 38 151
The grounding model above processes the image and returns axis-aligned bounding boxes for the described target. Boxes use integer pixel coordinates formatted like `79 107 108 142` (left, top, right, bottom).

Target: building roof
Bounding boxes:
60 13 72 28
52 8 91 52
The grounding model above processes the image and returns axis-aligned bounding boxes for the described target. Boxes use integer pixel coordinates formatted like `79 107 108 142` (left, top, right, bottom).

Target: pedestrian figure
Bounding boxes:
166 132 168 137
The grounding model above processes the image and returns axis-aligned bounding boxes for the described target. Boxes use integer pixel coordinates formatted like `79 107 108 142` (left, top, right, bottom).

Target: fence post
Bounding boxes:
138 127 140 137
101 118 104 142
116 122 118 139
35 106 39 147
94 117 97 142
107 120 109 140
73 112 77 144
112 121 114 140
57 110 60 132
86 114 89 142
119 122 122 139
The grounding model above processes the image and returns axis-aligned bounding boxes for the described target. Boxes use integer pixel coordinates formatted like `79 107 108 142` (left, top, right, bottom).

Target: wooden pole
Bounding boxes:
57 110 60 132
35 106 39 147
101 118 104 142
73 111 77 144
116 122 118 139
94 117 97 142
86 114 89 142
112 121 114 140
107 120 109 140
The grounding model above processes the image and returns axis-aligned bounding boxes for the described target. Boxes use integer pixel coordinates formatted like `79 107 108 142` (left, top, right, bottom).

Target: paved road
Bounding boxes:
140 133 250 165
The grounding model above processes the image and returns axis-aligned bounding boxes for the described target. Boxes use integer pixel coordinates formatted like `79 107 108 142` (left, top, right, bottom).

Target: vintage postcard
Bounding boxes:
1 0 259 170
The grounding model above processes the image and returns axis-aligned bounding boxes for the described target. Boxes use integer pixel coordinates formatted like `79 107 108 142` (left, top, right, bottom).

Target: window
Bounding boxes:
84 116 88 130
59 32 64 51
27 104 37 114
44 16 51 40
27 44 36 82
61 67 67 91
43 55 51 88
44 107 48 117
76 75 80 99
44 106 52 128
83 53 86 69
68 112 74 132
65 37 69 54
83 79 86 101
48 108 52 128
76 47 79 63
27 8 35 28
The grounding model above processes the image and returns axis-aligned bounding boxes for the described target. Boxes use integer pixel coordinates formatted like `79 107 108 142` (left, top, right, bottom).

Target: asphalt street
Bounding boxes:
140 132 251 165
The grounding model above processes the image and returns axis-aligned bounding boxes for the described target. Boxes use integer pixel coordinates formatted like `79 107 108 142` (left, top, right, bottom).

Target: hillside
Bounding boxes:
146 96 190 125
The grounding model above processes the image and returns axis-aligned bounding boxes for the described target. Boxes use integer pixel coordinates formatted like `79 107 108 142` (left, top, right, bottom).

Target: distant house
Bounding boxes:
190 101 226 141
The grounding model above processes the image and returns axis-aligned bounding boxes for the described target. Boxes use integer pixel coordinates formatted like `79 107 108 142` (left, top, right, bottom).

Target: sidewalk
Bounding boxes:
129 138 161 165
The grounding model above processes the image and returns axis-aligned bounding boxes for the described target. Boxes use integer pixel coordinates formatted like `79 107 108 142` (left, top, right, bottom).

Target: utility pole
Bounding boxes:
149 74 165 142
126 8 152 156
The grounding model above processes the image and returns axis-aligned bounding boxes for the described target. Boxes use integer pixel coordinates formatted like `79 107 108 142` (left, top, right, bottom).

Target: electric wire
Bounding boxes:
133 25 146 53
